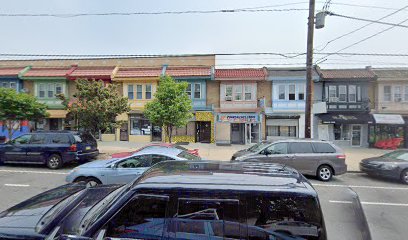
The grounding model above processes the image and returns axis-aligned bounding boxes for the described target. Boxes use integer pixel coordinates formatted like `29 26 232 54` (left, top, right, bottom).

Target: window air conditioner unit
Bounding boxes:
225 96 232 101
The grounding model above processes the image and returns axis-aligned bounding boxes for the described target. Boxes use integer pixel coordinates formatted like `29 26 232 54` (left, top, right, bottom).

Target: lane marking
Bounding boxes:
313 183 408 190
4 184 30 187
0 169 68 175
329 200 408 207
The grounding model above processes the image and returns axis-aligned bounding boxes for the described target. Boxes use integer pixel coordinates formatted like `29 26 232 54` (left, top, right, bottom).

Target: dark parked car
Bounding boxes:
0 161 329 240
231 139 347 181
0 131 99 169
360 150 408 184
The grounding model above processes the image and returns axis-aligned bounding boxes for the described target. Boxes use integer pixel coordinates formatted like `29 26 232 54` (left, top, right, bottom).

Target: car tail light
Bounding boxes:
336 154 346 159
69 144 77 152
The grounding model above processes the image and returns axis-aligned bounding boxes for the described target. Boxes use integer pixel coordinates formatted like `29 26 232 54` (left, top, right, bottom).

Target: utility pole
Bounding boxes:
305 0 315 138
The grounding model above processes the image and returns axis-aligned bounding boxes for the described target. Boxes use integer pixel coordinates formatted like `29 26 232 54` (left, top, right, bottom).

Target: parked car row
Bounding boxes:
0 131 99 169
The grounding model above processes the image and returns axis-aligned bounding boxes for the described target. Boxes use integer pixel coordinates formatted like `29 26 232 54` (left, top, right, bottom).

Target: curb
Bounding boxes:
347 170 362 173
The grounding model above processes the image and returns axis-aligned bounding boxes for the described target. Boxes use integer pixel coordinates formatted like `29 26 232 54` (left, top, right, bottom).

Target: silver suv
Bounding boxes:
231 139 347 181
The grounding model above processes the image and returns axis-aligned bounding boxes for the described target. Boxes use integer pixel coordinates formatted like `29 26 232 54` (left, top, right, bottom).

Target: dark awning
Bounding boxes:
318 113 374 124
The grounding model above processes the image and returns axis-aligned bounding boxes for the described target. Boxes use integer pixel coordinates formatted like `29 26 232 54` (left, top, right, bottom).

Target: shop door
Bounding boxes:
231 123 244 144
352 125 361 146
196 121 211 143
120 123 129 141
49 119 59 130
152 125 162 142
251 123 260 143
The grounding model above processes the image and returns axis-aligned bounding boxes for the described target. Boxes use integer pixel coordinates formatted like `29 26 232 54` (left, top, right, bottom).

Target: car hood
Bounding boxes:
361 157 407 165
0 183 86 236
78 159 118 168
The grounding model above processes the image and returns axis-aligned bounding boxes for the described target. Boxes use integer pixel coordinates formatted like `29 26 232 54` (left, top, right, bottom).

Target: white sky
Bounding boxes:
1 0 407 68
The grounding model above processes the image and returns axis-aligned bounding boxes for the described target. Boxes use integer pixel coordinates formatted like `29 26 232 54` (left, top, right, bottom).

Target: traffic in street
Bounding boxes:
0 163 407 240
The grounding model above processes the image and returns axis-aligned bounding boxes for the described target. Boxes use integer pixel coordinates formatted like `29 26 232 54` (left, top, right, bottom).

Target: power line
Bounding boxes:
329 2 408 11
315 16 408 64
327 11 408 28
315 5 408 51
0 8 308 18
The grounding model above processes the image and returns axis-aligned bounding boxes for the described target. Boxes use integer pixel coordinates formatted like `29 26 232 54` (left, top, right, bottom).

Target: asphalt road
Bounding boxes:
0 164 407 240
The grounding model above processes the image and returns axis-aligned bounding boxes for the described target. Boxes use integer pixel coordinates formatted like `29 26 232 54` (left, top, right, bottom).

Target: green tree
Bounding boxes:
145 75 193 143
57 79 130 137
0 88 48 140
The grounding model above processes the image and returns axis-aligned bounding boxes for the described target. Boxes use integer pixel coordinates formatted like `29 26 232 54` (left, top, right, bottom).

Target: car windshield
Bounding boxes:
78 184 129 234
177 151 201 160
383 151 408 161
248 142 270 153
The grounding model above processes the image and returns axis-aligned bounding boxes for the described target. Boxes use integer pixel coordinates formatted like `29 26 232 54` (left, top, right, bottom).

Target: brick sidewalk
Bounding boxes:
97 141 391 172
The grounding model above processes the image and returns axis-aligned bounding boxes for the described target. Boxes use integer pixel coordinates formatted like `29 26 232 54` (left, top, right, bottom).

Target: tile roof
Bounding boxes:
68 66 115 80
373 68 408 81
165 67 212 77
318 68 376 79
0 67 25 76
215 68 266 80
23 67 73 78
114 67 163 78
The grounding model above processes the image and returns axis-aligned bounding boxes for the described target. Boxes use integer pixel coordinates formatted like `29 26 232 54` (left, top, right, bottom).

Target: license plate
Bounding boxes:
86 146 91 150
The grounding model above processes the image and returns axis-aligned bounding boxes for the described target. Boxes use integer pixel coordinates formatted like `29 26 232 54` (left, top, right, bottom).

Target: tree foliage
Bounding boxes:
57 79 130 136
144 75 193 143
0 88 48 139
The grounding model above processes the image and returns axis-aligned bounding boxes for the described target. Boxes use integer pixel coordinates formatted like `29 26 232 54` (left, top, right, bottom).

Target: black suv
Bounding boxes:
0 131 99 169
0 161 329 240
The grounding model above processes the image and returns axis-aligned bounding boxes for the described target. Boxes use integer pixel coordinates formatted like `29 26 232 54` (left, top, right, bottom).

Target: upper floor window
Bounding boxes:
405 86 408 101
136 85 143 99
234 85 242 101
225 85 233 101
194 83 201 99
37 83 63 99
278 85 285 100
357 86 362 101
298 85 305 100
127 85 134 100
328 86 337 102
394 86 402 102
145 84 152 99
289 84 296 100
383 85 392 101
348 85 356 102
186 83 192 99
338 85 347 102
245 84 252 100
1 81 17 90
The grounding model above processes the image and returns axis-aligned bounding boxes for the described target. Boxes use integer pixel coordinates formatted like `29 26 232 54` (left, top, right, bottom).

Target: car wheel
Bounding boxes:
317 165 333 181
85 177 102 187
46 154 63 169
401 169 408 185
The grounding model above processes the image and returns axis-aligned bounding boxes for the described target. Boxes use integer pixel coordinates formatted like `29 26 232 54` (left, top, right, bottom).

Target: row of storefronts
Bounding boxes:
1 58 408 148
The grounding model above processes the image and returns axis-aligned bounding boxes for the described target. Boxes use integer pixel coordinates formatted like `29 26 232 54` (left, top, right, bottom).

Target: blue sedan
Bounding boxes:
65 146 201 186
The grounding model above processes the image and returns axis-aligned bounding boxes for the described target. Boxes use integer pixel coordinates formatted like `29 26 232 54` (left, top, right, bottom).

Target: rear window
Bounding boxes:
177 151 201 161
51 134 71 144
74 132 96 144
312 142 336 153
289 142 314 154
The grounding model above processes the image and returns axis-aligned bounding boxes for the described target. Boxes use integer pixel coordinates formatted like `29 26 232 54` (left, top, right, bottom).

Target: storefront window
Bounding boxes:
334 124 351 140
173 122 195 136
375 125 404 141
130 114 151 135
267 126 296 137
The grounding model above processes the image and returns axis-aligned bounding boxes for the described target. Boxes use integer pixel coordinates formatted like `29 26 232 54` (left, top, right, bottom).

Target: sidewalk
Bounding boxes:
97 141 390 172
